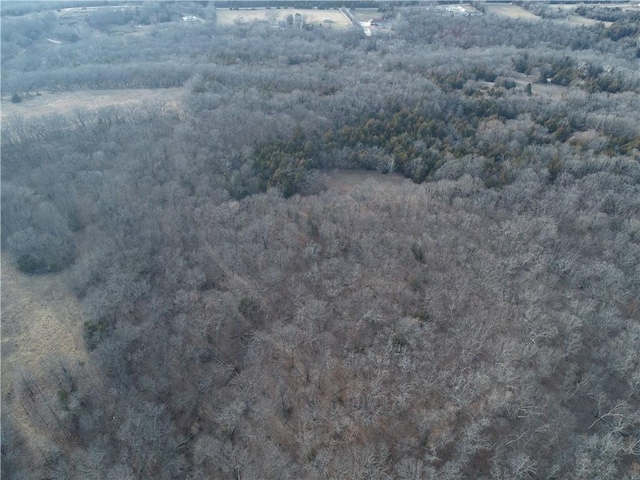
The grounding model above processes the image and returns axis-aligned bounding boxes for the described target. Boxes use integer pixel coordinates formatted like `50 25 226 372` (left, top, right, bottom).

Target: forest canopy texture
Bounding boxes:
2 1 640 479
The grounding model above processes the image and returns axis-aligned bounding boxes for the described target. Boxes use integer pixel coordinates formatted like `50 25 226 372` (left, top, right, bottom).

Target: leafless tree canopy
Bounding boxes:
2 2 639 479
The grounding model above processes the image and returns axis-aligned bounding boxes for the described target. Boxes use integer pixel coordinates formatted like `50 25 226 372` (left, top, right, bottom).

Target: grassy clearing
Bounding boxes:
1 254 89 384
510 72 568 100
320 169 412 195
565 14 612 27
488 3 627 28
1 253 100 469
1 87 183 123
554 3 640 11
485 4 541 21
215 8 350 28
526 82 568 100
350 8 381 22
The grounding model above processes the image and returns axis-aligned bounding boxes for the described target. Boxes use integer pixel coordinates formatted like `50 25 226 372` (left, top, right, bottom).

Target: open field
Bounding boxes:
320 169 411 195
216 8 350 28
488 3 638 27
350 8 381 22
554 3 640 11
509 72 569 99
565 14 613 26
557 2 640 27
57 5 138 17
1 253 92 444
1 253 102 470
1 254 90 385
1 87 183 123
485 4 541 20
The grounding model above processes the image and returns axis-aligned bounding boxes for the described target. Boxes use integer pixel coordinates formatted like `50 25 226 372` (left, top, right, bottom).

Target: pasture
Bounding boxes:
485 4 541 21
1 87 183 123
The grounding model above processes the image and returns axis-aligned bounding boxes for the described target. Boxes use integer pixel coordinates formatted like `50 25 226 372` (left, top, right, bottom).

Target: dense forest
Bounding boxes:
2 1 640 479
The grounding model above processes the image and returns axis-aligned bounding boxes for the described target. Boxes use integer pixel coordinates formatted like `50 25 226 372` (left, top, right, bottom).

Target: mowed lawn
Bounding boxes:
216 8 350 28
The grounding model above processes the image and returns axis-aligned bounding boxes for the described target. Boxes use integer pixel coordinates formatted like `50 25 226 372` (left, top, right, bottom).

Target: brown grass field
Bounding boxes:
486 3 630 27
509 72 569 100
1 254 89 381
320 169 414 196
216 8 350 28
485 4 541 20
1 87 183 123
350 8 381 22
554 2 640 11
1 253 94 457
564 14 613 27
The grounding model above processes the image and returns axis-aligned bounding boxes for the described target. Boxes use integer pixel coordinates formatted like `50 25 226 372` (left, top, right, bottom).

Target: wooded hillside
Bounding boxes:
2 2 639 478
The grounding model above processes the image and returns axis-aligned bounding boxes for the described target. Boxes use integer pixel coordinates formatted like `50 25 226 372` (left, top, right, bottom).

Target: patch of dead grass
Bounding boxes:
320 170 410 196
1 87 183 123
485 4 541 21
2 253 92 454
2 253 89 382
